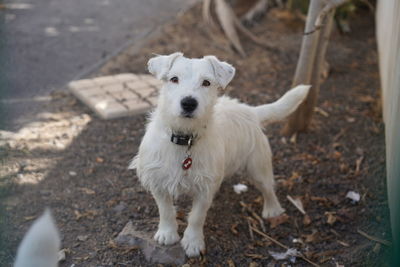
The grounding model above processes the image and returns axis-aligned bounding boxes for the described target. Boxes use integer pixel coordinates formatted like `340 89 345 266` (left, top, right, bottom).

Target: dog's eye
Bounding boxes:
202 80 210 87
170 76 179 83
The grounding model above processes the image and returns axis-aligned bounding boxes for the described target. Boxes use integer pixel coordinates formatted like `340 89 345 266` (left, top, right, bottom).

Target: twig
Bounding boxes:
251 227 320 267
251 226 288 249
240 201 266 232
287 195 306 215
247 219 255 240
357 229 392 246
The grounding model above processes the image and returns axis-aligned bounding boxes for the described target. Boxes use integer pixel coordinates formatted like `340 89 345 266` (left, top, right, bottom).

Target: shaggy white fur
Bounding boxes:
130 52 310 257
14 210 60 267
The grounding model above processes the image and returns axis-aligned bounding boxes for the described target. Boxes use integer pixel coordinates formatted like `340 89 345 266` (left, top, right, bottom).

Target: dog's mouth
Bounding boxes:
181 112 194 119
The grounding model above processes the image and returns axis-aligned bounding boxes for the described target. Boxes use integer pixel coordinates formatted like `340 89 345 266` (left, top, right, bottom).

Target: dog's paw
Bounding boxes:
181 233 205 257
154 229 180 245
262 205 285 219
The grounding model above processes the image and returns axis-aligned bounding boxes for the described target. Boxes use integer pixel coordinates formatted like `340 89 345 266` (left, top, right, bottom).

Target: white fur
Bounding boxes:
14 209 60 267
130 53 310 257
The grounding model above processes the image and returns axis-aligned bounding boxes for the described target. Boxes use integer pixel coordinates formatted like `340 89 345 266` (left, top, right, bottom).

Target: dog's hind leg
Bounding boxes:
153 191 180 245
247 140 285 219
181 192 214 257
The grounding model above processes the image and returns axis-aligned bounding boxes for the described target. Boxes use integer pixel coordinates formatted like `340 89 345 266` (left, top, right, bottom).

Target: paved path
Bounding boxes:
0 0 196 130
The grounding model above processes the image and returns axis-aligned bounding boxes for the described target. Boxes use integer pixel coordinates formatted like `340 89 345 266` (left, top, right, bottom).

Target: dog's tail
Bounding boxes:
14 209 61 267
254 85 311 124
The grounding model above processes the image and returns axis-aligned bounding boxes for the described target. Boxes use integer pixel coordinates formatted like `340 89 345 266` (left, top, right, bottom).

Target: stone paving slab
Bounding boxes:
69 73 162 119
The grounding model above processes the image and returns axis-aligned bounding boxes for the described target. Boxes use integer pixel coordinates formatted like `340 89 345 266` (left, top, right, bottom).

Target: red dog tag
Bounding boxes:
182 157 192 170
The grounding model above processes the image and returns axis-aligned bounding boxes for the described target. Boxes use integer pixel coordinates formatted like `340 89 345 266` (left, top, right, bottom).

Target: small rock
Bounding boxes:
58 249 67 262
77 235 89 242
113 202 127 214
69 171 77 176
115 221 186 265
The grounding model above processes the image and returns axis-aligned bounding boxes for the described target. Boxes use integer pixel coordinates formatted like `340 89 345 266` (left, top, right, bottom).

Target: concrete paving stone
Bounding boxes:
92 76 118 86
113 90 140 102
72 86 105 99
85 94 115 109
134 86 159 99
69 79 96 89
102 83 125 93
124 98 151 112
125 80 150 90
115 73 139 82
95 100 128 119
69 73 159 119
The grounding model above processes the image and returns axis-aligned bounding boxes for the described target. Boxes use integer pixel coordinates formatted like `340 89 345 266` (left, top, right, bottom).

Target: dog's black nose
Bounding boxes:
181 97 198 113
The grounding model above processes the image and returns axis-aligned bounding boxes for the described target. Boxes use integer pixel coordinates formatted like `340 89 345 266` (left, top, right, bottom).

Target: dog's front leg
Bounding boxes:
181 193 213 257
152 191 180 245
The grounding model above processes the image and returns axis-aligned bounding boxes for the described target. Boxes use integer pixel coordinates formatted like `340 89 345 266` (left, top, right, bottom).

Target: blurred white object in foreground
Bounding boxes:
14 209 60 267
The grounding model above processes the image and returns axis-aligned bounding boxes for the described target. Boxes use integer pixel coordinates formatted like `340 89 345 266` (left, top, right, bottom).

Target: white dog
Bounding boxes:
130 52 310 257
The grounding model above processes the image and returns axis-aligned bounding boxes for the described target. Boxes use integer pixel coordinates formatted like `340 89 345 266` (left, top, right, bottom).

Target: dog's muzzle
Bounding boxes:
181 96 198 117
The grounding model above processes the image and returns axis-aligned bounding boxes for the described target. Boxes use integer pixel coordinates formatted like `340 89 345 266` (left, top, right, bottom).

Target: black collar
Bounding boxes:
171 133 194 146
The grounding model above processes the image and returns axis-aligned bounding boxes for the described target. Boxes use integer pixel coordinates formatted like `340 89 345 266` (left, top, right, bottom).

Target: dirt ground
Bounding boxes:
0 3 392 266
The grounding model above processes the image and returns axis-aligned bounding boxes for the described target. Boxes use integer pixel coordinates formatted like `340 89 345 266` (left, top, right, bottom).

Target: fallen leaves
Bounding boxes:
74 209 98 221
267 213 289 228
78 187 96 195
303 214 312 225
325 211 337 225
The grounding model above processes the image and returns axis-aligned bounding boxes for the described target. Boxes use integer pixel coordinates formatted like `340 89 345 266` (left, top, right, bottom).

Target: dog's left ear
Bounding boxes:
204 56 235 89
148 52 183 80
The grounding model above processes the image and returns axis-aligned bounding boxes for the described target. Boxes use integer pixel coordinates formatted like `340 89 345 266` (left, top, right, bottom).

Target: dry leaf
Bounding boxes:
74 209 98 220
358 95 375 103
24 215 37 221
325 212 337 225
290 133 297 144
96 157 104 163
231 223 239 235
78 187 96 195
227 259 235 267
267 213 289 228
303 230 319 243
355 156 364 175
303 214 312 225
314 107 329 117
331 151 342 160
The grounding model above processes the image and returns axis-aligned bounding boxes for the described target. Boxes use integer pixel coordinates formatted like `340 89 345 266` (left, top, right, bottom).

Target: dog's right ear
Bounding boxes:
147 52 183 80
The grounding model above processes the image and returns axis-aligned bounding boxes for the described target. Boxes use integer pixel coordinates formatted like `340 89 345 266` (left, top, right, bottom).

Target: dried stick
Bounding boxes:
240 201 266 232
357 229 392 246
251 227 320 267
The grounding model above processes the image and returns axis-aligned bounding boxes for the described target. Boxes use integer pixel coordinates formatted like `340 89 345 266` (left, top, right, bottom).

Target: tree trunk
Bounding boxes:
282 0 326 135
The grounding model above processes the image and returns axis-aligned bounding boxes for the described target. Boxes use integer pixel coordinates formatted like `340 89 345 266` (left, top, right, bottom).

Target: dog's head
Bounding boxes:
148 52 235 132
